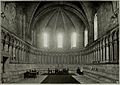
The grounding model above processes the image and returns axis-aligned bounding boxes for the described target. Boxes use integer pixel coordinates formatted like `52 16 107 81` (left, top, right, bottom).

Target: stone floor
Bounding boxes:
72 75 99 84
13 74 99 84
14 75 47 83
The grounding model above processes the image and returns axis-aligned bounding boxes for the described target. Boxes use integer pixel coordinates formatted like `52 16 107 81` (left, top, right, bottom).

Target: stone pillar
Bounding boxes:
42 54 44 64
9 44 12 62
102 39 106 63
68 54 69 64
38 52 41 64
15 41 19 63
9 37 13 63
67 55 69 64
116 30 119 63
1 32 5 51
109 34 114 62
97 42 100 62
98 41 101 62
100 40 103 63
20 48 23 63
23 48 25 63
13 42 16 62
113 31 118 63
86 55 88 64
62 55 64 64
39 53 41 64
95 46 98 62
90 52 93 63
5 36 9 52
93 47 96 62
80 53 82 64
105 37 109 62
16 46 19 63
24 47 26 63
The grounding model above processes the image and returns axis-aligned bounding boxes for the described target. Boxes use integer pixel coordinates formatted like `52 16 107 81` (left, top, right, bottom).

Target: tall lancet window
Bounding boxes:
43 33 48 47
84 29 88 47
94 13 98 40
58 33 63 48
71 32 77 48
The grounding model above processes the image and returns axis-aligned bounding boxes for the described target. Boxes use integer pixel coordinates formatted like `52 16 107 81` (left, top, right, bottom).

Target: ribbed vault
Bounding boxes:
29 2 88 51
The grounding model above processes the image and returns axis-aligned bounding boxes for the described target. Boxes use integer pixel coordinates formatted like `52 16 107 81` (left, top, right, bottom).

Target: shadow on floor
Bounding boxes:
41 75 80 84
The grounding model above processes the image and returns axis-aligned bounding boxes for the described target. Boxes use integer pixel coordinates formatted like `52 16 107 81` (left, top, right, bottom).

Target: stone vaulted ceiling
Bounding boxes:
25 1 93 50
30 1 90 33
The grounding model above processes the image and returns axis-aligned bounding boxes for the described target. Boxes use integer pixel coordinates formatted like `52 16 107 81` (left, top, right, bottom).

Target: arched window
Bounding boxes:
94 13 98 40
43 33 48 47
71 32 77 48
58 33 63 48
84 29 88 47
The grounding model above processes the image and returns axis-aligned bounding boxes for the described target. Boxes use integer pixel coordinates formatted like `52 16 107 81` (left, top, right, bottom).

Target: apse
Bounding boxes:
32 2 85 51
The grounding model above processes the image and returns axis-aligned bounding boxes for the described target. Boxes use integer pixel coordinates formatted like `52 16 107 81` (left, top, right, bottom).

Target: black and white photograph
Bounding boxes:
0 0 119 84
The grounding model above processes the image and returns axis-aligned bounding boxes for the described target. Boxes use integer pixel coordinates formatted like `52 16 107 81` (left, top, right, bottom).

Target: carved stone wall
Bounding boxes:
97 2 119 38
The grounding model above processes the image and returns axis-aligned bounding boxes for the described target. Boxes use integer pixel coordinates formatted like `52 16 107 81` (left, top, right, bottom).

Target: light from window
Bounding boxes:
84 29 88 47
43 33 48 47
58 33 63 48
94 13 98 40
71 32 77 48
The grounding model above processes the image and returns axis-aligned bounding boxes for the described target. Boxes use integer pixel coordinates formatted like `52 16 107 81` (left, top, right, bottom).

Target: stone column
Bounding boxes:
100 40 103 63
116 30 119 63
24 47 27 63
98 41 101 62
95 46 98 62
109 34 114 63
67 55 69 64
113 31 118 63
15 41 19 63
42 54 44 64
20 48 23 63
13 41 16 62
105 36 109 62
9 37 13 63
90 52 93 63
22 47 24 63
39 53 41 64
4 36 9 53
97 42 100 62
94 47 96 62
86 55 88 64
102 39 106 63
16 46 19 63
67 54 69 64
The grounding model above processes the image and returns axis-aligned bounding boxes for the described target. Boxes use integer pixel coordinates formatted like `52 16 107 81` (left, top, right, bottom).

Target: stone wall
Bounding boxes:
82 64 119 83
2 60 119 83
1 2 23 38
1 2 37 44
97 1 119 38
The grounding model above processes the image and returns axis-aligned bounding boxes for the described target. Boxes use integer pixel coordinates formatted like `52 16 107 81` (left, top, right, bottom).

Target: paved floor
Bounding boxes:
14 75 47 83
13 74 99 84
73 75 99 84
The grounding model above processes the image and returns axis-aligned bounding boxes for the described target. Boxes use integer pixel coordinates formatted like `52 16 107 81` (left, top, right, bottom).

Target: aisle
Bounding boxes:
13 74 99 84
72 75 99 84
14 75 47 83
41 75 80 83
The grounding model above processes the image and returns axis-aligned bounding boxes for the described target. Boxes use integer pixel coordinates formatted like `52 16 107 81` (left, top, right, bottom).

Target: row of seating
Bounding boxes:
76 67 84 75
24 69 39 79
48 68 69 75
23 67 83 77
